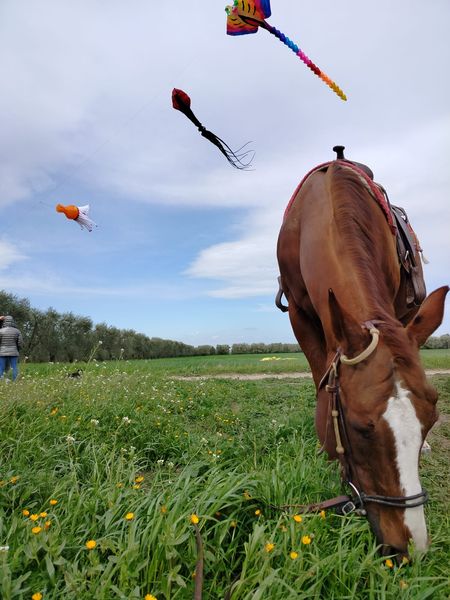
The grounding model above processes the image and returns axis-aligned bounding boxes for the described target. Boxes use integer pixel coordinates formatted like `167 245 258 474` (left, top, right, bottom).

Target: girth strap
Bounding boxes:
275 276 289 312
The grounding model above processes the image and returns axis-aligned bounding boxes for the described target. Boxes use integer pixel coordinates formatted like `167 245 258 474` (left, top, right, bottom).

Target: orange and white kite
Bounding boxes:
56 204 97 232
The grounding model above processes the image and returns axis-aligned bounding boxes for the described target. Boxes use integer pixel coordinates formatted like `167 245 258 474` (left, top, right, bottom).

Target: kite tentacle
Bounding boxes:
172 88 254 170
263 22 347 101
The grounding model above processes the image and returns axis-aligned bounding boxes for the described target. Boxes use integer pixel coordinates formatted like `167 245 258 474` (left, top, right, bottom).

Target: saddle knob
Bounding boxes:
333 145 346 160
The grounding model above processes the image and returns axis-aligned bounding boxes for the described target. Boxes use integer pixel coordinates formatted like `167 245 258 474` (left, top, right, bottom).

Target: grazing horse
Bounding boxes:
277 150 448 556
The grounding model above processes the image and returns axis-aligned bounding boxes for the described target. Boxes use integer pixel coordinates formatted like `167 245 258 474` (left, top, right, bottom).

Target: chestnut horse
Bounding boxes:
277 155 448 556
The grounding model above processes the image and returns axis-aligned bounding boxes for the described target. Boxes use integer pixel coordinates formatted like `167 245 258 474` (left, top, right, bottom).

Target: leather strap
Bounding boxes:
272 494 355 514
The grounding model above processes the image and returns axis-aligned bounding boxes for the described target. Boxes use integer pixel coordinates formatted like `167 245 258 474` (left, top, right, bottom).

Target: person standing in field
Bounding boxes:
0 315 23 381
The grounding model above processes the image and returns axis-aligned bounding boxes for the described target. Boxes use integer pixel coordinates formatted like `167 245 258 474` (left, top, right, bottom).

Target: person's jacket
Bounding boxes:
0 316 23 357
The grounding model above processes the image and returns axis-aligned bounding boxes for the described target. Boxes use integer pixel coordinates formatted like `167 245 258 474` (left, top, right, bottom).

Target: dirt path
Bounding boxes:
177 369 450 381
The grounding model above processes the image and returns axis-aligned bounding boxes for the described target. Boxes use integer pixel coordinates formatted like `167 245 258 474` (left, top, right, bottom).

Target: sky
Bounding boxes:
1 0 449 346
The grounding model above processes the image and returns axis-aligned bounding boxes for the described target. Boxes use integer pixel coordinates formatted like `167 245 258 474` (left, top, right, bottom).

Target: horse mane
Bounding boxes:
376 318 438 403
377 318 419 370
325 164 435 397
327 162 395 311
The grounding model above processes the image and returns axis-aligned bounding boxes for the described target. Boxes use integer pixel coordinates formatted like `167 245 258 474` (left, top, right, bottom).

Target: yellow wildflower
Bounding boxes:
290 551 299 560
49 499 58 506
50 408 58 416
30 514 39 522
243 491 251 500
190 514 199 525
255 509 262 516
132 484 141 490
10 476 19 484
401 556 410 565
31 526 42 534
116 483 124 488
22 509 30 517
32 593 43 600
385 559 394 568
44 520 52 530
144 595 157 600
320 510 326 519
293 514 302 523
135 475 144 483
230 520 237 528
265 542 275 553
85 539 97 550
39 512 48 518
125 512 135 521
160 505 167 514
301 535 312 545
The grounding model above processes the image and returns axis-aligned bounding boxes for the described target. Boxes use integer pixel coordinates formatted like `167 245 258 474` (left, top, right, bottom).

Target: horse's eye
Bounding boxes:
351 421 374 439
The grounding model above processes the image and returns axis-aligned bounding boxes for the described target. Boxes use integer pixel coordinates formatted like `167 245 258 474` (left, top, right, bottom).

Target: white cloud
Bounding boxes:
0 240 26 270
0 271 200 301
185 120 450 303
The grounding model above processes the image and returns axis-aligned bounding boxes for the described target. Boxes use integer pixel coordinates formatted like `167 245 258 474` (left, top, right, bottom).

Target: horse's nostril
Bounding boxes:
381 545 408 562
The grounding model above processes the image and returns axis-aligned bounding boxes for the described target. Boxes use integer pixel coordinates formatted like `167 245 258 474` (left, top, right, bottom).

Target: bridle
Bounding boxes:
313 321 428 516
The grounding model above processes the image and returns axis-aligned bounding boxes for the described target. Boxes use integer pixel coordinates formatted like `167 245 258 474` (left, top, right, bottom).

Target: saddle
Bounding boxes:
276 146 427 312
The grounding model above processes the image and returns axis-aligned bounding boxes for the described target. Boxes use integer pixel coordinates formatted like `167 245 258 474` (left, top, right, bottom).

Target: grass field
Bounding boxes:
0 351 449 599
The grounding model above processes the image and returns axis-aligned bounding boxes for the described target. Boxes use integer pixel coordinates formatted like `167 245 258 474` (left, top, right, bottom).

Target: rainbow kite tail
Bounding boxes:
264 23 347 101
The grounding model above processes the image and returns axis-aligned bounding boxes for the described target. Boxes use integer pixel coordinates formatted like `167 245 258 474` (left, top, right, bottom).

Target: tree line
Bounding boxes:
422 334 450 349
0 290 301 362
3 290 448 363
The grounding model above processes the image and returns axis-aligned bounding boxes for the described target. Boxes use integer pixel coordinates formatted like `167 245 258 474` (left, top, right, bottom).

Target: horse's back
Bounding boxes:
278 162 401 325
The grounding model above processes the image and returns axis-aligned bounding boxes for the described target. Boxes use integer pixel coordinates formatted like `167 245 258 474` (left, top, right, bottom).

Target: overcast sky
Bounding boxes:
1 0 449 345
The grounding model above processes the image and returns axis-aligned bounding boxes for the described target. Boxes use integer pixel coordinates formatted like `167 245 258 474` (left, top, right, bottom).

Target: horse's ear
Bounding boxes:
328 289 367 353
406 286 449 348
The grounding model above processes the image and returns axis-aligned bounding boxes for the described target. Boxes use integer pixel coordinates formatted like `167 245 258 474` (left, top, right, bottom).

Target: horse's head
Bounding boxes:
326 286 448 557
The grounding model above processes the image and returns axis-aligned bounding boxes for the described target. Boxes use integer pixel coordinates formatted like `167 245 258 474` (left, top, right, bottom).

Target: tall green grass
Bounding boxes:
0 357 449 599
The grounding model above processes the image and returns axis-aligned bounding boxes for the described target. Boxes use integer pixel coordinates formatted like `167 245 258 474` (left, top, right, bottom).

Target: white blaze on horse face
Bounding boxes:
383 380 428 551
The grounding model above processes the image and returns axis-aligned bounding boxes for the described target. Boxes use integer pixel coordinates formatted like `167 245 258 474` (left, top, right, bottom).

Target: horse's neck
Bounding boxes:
304 182 400 325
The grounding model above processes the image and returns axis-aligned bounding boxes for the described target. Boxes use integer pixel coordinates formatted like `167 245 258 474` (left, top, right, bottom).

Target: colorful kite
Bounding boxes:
172 88 253 169
225 0 347 101
56 204 97 232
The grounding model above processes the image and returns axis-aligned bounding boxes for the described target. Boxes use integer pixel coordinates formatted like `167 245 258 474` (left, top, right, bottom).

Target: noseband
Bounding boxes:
318 321 428 515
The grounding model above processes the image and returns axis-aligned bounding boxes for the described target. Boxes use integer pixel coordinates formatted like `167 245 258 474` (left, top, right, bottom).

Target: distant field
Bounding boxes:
23 348 450 379
0 354 449 599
